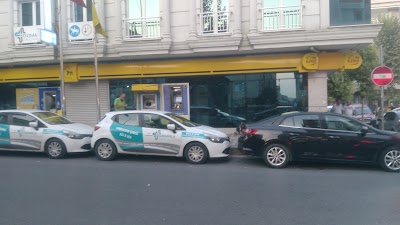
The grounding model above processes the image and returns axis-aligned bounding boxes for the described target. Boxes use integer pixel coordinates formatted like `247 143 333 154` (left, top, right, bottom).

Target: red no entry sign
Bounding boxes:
371 66 394 86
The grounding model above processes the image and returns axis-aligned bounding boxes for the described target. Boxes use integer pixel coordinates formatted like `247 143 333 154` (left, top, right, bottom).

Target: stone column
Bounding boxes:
121 0 126 39
115 0 122 42
249 0 257 33
189 0 197 38
8 0 15 48
161 0 171 40
308 71 328 112
233 0 242 36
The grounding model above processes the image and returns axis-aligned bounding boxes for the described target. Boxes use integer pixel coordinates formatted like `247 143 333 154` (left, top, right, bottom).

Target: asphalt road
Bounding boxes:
0 152 399 225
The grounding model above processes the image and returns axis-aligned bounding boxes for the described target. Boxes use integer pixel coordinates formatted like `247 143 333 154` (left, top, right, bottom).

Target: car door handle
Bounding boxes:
328 136 340 139
289 133 300 136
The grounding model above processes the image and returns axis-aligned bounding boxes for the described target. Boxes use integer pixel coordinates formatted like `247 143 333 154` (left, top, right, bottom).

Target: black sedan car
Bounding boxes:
238 112 400 172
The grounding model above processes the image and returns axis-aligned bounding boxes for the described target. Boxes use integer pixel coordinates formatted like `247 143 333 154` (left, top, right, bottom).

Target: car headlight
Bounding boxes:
64 131 85 139
207 135 229 143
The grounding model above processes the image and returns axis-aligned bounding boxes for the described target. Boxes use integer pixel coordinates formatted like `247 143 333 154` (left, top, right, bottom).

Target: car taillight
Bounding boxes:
241 128 258 135
95 125 101 131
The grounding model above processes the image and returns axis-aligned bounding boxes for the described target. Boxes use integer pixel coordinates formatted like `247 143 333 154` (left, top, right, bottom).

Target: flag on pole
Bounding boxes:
70 0 86 8
92 1 108 38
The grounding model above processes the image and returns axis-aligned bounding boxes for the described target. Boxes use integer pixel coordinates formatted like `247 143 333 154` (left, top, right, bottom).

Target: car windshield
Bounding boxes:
355 107 372 115
166 113 199 127
33 112 72 125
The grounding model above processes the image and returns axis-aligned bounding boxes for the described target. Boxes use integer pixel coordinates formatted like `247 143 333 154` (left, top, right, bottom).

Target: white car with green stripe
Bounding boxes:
0 110 93 158
91 111 231 163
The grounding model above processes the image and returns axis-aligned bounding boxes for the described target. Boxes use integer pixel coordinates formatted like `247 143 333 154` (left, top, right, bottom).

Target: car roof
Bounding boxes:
0 109 46 113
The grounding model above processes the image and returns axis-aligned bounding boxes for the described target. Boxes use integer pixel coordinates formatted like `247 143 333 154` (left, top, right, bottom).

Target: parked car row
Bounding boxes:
0 110 230 164
1 109 400 172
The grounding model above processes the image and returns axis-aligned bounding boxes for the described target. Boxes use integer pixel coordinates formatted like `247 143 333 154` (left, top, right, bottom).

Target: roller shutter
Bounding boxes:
65 80 110 126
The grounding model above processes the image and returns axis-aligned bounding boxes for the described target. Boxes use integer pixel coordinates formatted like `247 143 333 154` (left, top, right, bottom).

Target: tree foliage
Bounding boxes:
327 71 353 103
328 16 400 105
376 16 400 104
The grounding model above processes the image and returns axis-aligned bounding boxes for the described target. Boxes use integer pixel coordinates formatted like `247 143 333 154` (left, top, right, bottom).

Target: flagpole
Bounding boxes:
58 0 66 117
94 32 101 123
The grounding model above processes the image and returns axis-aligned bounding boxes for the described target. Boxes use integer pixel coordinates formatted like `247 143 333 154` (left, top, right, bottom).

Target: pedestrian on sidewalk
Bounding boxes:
332 99 344 114
114 93 127 111
343 101 354 117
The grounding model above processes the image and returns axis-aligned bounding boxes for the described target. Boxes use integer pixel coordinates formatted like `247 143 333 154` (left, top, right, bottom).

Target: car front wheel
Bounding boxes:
262 144 290 168
380 147 400 172
95 139 117 161
45 138 67 159
184 142 209 164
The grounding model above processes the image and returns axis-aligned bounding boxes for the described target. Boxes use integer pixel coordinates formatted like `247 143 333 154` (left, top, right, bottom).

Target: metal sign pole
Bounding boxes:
379 45 384 130
94 32 100 123
58 0 66 116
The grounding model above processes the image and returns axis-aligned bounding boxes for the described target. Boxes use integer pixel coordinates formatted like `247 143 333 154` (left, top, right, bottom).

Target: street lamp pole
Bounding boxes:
379 45 384 130
58 0 66 117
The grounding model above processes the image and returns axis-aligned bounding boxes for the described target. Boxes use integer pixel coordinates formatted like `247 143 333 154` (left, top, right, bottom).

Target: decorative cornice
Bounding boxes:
248 24 382 51
188 35 242 52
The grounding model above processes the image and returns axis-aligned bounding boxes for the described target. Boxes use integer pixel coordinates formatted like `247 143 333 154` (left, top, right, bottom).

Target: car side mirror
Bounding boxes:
29 121 38 129
360 126 368 136
167 123 176 133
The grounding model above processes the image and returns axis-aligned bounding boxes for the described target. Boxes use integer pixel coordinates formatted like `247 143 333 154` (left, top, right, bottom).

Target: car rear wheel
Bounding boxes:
380 147 400 172
184 142 209 164
262 144 290 168
45 138 67 159
95 139 117 161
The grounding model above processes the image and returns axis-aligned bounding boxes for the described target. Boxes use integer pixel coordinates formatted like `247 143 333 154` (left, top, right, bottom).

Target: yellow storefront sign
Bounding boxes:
301 53 318 70
131 84 159 91
0 52 363 83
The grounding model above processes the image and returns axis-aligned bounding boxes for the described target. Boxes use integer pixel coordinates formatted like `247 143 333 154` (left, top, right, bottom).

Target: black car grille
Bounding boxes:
81 144 91 150
223 148 231 154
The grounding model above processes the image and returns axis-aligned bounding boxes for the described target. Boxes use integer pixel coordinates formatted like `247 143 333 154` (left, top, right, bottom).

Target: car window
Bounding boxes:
324 115 363 132
33 112 72 125
113 114 139 126
280 116 294 126
384 112 396 121
11 113 37 127
143 114 172 129
355 107 372 115
293 115 321 128
0 114 8 125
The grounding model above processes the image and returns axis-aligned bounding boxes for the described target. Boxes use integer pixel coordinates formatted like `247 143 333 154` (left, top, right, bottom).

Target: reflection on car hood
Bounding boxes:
51 123 94 135
192 125 228 137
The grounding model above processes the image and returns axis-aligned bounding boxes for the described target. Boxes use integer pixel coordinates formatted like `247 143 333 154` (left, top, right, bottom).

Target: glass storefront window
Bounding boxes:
109 72 308 128
330 0 371 26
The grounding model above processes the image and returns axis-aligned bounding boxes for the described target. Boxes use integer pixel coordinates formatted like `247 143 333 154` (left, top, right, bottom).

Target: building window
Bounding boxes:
20 1 41 26
74 0 92 22
262 0 302 30
125 0 160 38
200 0 229 34
330 0 371 26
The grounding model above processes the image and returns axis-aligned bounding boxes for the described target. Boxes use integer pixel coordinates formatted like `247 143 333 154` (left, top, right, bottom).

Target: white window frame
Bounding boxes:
124 0 161 39
200 0 230 34
72 1 92 22
261 0 303 31
19 0 42 27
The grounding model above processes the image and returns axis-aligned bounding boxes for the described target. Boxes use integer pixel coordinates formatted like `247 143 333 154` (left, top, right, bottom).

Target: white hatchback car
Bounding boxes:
0 110 93 159
91 111 231 164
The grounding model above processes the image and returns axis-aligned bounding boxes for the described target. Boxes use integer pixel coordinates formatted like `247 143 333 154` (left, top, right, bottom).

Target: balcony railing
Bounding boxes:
200 11 229 34
262 5 302 31
124 17 160 39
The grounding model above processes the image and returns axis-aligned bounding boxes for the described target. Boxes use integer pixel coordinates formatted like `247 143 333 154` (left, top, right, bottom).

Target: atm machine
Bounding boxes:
131 83 190 119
